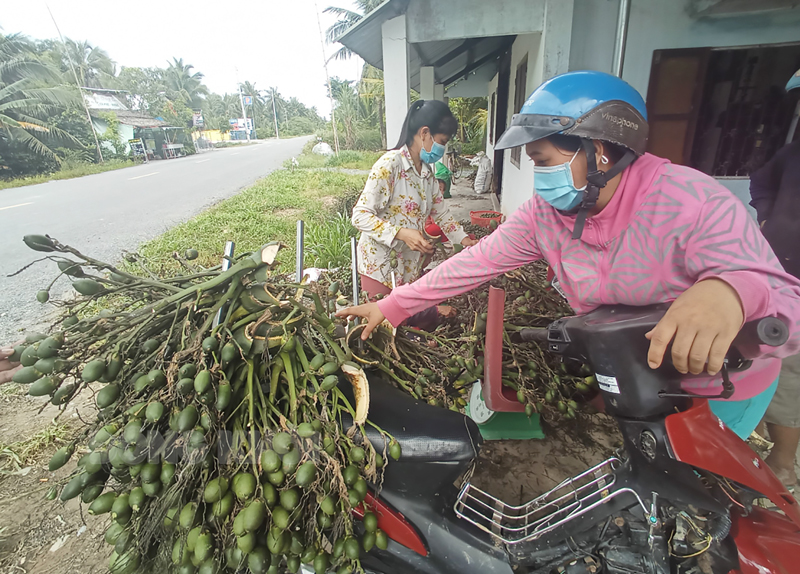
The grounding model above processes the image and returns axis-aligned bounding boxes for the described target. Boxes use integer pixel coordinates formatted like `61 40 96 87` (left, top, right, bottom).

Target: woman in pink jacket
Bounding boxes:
339 71 800 439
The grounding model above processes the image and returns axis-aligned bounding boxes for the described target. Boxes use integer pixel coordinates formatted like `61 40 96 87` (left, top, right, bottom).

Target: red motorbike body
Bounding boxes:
666 400 800 573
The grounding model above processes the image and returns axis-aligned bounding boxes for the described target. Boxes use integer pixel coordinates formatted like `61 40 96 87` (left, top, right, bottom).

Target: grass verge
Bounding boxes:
285 150 383 171
139 169 367 270
0 422 70 476
0 160 135 191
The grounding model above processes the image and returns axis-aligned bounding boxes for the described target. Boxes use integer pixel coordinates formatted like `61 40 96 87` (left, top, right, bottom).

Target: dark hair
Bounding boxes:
547 134 627 164
394 100 458 149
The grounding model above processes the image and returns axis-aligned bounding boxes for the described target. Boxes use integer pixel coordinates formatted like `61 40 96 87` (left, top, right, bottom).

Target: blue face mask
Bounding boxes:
533 150 586 211
420 139 446 164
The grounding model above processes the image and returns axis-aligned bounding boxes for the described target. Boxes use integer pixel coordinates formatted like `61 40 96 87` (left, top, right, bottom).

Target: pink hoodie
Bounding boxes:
378 154 800 400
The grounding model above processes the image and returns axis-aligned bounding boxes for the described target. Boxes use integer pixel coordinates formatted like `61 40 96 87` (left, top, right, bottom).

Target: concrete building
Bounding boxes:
337 0 800 216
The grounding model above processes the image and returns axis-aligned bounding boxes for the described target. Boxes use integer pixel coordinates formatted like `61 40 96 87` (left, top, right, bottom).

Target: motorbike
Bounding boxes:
323 303 800 574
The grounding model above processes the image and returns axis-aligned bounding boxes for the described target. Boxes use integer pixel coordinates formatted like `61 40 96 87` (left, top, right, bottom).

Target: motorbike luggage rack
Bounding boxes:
454 457 646 545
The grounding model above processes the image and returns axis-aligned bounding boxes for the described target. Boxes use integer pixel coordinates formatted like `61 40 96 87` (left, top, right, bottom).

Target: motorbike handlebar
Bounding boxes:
515 315 788 349
516 327 548 343
736 316 789 348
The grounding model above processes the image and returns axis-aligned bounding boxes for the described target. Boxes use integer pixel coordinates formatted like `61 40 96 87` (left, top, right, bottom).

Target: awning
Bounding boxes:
338 0 514 92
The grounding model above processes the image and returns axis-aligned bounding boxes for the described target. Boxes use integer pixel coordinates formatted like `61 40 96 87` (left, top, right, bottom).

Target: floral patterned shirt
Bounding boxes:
352 145 468 287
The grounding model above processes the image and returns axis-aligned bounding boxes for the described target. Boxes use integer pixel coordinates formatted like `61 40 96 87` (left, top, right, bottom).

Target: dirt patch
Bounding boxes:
471 414 621 504
0 388 108 574
320 196 337 209
272 208 303 219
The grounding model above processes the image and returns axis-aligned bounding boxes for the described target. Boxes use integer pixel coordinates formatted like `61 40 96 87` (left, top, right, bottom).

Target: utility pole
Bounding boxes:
314 0 340 154
235 67 250 142
239 84 250 142
271 91 280 140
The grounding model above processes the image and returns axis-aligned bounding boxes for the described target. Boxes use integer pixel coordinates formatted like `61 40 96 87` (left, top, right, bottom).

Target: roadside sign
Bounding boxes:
229 118 238 126
192 112 204 127
243 95 253 106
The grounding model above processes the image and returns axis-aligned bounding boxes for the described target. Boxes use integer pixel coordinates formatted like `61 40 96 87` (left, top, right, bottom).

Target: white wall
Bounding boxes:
499 0 574 215
569 0 618 74
500 34 540 216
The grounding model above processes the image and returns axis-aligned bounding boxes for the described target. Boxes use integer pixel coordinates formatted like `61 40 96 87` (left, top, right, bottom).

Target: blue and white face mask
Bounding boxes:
533 150 586 211
420 140 446 164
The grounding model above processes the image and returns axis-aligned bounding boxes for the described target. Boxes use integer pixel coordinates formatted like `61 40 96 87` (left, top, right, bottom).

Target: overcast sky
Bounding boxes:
1 0 365 116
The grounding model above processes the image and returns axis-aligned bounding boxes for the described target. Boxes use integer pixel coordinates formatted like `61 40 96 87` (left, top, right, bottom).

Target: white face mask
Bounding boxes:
533 150 586 211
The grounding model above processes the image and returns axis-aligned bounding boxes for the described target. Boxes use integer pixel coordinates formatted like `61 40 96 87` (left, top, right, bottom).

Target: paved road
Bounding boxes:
0 137 310 342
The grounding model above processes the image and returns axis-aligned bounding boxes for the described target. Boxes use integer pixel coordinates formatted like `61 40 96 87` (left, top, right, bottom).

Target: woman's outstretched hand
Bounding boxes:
0 345 22 385
646 278 744 376
336 303 387 340
396 228 434 254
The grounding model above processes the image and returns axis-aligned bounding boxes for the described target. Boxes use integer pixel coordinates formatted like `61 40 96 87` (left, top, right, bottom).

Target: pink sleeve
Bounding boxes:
378 199 544 325
685 191 800 358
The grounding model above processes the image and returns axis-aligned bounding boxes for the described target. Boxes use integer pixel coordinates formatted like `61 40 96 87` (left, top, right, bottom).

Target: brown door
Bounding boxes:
645 48 710 165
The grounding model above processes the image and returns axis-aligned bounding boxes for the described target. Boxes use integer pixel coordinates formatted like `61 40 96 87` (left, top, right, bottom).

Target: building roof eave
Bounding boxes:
337 0 409 69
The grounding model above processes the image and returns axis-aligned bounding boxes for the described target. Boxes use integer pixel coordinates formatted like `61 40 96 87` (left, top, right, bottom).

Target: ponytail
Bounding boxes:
393 100 458 150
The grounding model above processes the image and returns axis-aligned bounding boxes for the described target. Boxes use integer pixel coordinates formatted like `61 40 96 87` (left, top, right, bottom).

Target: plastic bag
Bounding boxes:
312 141 334 157
474 154 493 194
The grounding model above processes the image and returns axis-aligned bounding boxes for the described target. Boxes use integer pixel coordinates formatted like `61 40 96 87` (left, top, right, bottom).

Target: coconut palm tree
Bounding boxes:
358 63 386 148
324 0 383 61
60 39 115 88
329 77 363 149
164 57 208 109
0 33 80 164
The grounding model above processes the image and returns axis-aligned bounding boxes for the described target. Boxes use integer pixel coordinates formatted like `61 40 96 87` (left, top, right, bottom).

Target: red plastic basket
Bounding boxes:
470 210 502 228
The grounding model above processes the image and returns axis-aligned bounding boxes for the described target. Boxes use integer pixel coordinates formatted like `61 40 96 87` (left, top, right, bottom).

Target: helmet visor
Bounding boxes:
495 114 577 151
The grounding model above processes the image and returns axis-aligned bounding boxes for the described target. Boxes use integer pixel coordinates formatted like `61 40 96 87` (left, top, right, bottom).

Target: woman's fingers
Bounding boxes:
361 314 383 340
645 317 677 369
685 330 716 375
669 326 699 374
335 303 386 340
412 239 434 254
0 363 21 384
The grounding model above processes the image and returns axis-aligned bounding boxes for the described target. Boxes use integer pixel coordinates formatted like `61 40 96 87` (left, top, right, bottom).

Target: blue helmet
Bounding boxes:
787 68 800 92
496 70 649 155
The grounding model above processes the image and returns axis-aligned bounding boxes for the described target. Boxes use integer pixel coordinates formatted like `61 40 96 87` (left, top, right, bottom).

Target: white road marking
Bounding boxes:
195 159 211 163
0 202 33 211
129 172 159 180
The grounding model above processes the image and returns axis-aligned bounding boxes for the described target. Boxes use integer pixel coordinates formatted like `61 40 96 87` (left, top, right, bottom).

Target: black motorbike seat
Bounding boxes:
340 373 482 463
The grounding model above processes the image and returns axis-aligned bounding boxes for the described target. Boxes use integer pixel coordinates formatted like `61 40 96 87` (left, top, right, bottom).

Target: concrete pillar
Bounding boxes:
420 66 435 100
541 0 574 80
434 83 445 101
382 15 410 148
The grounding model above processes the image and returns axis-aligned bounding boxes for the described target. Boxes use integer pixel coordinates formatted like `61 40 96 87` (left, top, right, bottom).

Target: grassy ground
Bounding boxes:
139 169 367 270
0 160 135 191
285 149 383 171
0 419 70 476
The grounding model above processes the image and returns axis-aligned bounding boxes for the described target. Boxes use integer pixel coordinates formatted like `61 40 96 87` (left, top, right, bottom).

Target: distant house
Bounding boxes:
337 0 800 216
83 88 185 159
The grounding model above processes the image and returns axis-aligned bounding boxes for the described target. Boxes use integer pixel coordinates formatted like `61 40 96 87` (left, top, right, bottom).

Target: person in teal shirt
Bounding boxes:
435 161 452 199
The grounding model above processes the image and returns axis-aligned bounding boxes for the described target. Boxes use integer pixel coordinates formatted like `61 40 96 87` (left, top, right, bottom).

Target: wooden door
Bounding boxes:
645 48 710 165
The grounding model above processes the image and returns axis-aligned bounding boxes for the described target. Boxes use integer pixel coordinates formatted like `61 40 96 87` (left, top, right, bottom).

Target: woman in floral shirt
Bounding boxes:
352 100 477 301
